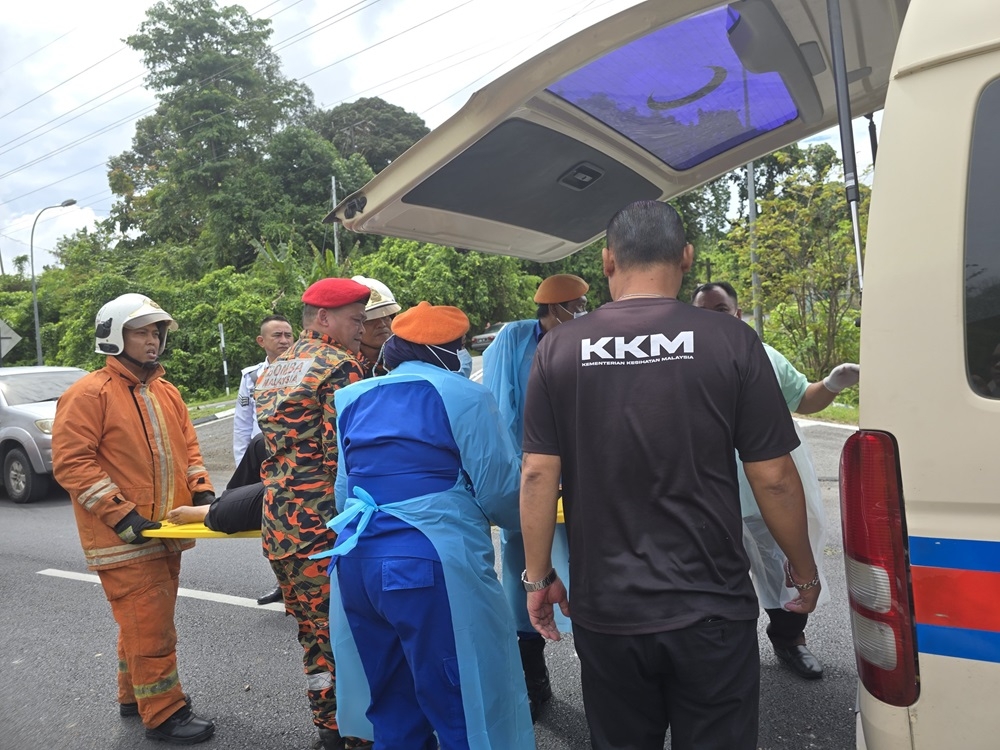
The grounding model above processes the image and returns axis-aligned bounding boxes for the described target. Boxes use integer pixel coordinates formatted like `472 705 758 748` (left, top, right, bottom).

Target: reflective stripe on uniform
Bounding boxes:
306 671 333 691
78 477 120 510
85 541 169 568
134 669 180 700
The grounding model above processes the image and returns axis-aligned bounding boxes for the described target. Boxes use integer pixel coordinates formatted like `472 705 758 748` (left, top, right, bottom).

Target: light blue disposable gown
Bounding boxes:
318 360 534 749
482 319 572 633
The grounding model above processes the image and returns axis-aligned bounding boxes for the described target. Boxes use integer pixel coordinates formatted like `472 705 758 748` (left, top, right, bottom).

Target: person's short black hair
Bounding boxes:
260 314 289 327
691 281 738 306
606 200 687 270
536 303 549 320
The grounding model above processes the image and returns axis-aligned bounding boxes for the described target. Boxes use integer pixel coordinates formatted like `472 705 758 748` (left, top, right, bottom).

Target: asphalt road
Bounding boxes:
0 409 858 750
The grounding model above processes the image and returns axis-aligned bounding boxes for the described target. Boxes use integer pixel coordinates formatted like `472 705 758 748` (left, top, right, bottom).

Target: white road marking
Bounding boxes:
794 418 857 431
37 569 284 611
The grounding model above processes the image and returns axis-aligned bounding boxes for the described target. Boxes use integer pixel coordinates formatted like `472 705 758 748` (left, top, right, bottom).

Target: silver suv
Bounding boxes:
1 366 86 503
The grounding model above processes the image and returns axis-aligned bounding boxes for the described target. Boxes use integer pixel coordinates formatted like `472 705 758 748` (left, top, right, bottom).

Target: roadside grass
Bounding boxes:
810 402 858 426
187 394 236 419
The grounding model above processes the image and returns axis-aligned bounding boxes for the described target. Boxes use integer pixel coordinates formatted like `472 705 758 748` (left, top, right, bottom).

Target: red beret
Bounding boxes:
392 301 469 345
534 274 589 304
302 278 371 309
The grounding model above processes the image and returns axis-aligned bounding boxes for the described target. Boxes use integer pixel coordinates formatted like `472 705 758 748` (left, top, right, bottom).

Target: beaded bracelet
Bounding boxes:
784 559 820 591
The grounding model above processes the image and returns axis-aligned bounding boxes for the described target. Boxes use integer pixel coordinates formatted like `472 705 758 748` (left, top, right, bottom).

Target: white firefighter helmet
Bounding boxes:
94 293 178 356
351 276 401 320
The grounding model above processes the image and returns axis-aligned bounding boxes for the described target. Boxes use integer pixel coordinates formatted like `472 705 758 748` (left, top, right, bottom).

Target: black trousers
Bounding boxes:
573 618 759 750
227 433 267 490
764 608 808 645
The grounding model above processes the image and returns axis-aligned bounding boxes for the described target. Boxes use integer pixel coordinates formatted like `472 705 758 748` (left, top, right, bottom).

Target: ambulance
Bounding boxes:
327 1 1000 746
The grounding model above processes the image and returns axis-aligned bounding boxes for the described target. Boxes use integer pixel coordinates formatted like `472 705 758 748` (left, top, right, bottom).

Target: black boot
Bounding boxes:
120 693 191 718
315 727 344 750
145 706 215 745
519 636 552 722
256 586 283 606
314 727 374 750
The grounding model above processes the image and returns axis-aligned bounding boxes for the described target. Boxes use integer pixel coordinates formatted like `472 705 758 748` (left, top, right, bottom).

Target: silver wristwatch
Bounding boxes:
521 567 557 592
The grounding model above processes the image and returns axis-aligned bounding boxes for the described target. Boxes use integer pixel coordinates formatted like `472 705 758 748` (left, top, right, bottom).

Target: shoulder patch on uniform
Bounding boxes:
238 395 251 407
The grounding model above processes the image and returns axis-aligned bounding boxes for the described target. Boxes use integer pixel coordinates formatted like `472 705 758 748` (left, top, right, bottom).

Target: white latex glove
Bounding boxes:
823 363 860 393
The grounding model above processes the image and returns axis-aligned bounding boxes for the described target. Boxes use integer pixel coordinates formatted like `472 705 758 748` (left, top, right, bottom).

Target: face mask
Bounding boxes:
457 348 473 379
558 304 588 320
427 344 462 373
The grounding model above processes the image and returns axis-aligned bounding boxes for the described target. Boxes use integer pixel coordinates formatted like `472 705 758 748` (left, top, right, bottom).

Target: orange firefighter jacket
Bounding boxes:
52 356 214 570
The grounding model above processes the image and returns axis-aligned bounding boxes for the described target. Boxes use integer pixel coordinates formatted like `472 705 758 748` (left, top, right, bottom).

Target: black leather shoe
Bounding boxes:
120 693 191 717
256 586 283 606
145 706 215 745
772 642 824 680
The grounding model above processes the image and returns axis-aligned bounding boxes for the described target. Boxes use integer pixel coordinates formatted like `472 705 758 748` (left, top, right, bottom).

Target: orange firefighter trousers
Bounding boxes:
98 552 187 728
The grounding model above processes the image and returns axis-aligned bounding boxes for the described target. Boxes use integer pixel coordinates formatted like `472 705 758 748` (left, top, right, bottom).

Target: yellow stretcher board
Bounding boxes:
142 499 565 539
142 522 259 539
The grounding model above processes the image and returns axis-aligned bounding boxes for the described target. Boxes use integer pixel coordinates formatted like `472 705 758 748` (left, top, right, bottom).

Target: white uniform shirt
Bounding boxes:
233 359 268 465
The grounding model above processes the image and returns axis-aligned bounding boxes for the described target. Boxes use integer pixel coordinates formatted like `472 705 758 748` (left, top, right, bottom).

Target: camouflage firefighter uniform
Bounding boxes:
255 328 365 739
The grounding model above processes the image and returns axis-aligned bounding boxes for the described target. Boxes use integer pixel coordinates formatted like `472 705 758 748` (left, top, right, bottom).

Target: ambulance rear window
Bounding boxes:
965 77 1000 398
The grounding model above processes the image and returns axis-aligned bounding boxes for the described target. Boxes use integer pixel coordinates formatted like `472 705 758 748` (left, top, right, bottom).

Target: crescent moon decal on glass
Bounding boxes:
647 66 728 111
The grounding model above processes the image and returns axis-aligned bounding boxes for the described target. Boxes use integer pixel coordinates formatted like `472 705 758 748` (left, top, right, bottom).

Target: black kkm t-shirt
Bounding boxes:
522 297 799 636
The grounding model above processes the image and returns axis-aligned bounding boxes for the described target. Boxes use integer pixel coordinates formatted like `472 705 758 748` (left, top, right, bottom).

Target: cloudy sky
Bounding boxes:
0 0 874 276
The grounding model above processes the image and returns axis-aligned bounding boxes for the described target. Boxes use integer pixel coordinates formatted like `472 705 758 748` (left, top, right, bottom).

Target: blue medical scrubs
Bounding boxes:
482 319 572 635
320 361 534 749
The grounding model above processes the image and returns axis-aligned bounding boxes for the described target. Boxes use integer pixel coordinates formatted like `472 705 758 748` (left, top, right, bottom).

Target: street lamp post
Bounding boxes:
30 198 76 366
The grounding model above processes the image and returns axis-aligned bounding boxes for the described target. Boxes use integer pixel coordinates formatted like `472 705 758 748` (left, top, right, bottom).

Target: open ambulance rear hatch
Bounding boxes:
327 0 908 261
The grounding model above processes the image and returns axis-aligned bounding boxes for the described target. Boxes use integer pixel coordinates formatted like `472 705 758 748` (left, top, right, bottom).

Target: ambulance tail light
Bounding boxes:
840 430 919 707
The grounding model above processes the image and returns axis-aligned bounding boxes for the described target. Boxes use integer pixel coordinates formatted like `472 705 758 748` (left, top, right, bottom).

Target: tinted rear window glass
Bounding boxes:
546 6 798 170
965 77 1000 398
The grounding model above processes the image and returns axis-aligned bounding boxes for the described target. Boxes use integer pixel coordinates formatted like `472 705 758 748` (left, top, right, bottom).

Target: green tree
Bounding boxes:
721 146 864 381
107 0 313 265
348 239 536 334
307 97 430 173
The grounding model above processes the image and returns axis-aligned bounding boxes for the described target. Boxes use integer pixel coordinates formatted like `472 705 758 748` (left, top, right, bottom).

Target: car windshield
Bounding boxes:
0 370 85 406
480 324 506 335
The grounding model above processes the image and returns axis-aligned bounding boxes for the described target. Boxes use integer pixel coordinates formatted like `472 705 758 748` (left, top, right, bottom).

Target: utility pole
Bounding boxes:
331 176 340 265
748 160 764 338
219 323 230 397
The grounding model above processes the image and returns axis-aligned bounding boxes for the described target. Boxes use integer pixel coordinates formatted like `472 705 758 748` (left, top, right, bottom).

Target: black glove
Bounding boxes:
113 510 161 545
192 490 216 507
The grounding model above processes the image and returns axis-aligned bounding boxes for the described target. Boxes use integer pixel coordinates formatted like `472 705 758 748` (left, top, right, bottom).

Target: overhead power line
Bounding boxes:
0 0 612 226
0 47 127 121
0 29 76 76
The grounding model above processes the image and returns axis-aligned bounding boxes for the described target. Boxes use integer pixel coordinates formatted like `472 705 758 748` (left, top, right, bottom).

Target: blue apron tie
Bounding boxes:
310 485 378 560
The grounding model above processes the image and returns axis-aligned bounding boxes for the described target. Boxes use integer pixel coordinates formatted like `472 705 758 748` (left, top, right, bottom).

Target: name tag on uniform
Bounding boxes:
257 358 314 391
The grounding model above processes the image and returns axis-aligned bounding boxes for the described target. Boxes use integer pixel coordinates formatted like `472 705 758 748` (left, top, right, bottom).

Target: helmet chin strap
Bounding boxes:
118 352 159 370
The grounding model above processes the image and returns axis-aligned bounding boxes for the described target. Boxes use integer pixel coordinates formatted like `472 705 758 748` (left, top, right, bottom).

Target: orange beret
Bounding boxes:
391 301 469 345
302 278 371 309
533 274 589 304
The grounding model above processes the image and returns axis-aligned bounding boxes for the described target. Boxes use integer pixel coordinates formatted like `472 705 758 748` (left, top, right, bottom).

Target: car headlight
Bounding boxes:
34 419 54 435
